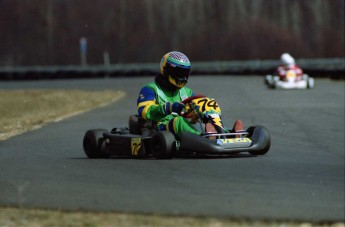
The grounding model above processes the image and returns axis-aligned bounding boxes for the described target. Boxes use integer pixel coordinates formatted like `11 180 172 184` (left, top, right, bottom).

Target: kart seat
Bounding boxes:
128 115 156 136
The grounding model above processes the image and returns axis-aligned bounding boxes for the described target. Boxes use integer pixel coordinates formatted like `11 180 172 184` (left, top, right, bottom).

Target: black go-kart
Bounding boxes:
83 95 271 159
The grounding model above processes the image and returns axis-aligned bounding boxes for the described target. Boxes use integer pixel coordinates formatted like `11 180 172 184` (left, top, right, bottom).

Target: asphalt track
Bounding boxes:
0 76 344 223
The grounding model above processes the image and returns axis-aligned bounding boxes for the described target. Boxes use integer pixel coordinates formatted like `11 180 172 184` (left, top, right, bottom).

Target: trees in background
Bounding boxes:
0 0 343 66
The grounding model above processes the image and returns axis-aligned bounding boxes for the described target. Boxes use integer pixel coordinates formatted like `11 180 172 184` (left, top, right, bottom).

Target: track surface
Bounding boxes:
0 76 344 222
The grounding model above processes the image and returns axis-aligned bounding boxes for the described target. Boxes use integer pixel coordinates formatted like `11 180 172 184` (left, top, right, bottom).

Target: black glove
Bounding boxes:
163 102 185 115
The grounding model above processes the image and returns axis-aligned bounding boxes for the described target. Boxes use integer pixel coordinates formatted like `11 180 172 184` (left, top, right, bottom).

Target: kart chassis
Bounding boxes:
83 115 271 159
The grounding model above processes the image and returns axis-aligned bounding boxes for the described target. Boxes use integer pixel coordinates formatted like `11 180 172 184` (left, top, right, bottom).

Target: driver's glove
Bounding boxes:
163 102 185 115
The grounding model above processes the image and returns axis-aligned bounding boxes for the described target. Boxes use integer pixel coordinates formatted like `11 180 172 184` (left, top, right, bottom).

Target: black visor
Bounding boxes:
165 64 191 82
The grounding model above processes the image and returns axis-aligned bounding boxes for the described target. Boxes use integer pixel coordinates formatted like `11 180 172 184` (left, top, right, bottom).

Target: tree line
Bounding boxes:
0 0 344 66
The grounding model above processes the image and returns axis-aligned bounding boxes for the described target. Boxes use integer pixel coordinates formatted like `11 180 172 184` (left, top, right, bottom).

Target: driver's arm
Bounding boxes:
137 86 166 120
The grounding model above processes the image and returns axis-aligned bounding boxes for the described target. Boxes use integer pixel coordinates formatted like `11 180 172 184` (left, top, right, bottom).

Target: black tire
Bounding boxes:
264 75 271 86
307 77 315 89
246 126 271 155
83 129 109 158
151 131 176 159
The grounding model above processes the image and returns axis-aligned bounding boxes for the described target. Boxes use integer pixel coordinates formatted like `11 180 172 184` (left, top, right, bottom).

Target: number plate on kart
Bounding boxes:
131 138 142 156
217 138 252 144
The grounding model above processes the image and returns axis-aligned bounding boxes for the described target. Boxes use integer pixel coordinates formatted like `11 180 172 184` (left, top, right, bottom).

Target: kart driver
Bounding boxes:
276 53 304 81
137 51 243 139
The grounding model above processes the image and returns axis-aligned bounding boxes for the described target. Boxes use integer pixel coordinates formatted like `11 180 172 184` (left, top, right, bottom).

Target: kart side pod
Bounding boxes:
246 126 271 155
83 128 153 158
179 126 271 155
83 125 177 159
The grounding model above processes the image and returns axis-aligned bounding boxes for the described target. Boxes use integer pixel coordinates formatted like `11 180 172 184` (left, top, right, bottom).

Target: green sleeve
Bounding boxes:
145 104 166 121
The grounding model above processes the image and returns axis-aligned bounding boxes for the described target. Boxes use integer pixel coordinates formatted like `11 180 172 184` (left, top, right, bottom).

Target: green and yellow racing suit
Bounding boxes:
137 82 201 138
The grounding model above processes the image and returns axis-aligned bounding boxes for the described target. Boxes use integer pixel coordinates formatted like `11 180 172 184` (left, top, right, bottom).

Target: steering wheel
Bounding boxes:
180 95 206 118
181 95 206 104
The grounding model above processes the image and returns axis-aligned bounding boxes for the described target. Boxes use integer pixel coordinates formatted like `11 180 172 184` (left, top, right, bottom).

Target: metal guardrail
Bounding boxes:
0 58 343 80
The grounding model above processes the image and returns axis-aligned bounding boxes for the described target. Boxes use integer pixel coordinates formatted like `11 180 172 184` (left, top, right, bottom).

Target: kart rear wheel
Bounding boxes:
151 131 176 159
246 126 271 155
83 129 109 158
265 75 272 86
307 77 315 89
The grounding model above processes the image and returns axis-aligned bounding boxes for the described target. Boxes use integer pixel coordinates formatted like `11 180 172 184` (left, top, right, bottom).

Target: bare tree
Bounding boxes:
0 0 343 66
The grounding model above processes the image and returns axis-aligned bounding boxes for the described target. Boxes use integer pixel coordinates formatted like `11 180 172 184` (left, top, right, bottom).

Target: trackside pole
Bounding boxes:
79 37 87 66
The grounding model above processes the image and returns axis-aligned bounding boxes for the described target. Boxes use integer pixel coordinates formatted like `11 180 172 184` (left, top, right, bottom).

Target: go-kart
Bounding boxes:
83 95 271 159
265 70 314 89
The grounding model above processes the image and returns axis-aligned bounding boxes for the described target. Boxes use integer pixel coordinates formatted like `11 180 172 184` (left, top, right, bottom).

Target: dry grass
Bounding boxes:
1 207 343 227
0 89 125 140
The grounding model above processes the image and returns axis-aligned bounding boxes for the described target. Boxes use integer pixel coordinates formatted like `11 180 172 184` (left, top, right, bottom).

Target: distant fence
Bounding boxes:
0 58 343 80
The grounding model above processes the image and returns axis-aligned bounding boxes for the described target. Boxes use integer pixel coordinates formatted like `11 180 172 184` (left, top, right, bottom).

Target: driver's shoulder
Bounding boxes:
181 86 193 95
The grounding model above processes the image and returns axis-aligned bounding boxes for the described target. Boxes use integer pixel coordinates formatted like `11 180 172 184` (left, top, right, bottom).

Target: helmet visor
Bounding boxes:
167 64 190 82
168 75 187 88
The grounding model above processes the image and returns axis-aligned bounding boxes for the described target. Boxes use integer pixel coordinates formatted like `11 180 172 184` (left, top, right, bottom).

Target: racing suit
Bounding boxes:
276 64 304 81
137 76 201 138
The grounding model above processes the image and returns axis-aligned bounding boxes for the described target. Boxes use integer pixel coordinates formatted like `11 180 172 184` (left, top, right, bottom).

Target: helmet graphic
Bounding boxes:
160 51 191 88
280 53 295 67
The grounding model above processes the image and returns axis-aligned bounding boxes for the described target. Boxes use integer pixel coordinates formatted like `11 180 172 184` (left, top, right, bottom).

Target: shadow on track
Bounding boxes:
70 153 256 160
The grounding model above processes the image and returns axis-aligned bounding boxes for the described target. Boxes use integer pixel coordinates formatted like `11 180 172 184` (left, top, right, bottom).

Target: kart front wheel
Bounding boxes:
151 131 176 159
83 129 109 158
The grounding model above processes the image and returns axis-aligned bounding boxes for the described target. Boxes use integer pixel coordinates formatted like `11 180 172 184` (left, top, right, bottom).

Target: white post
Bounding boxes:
103 51 110 66
79 37 87 66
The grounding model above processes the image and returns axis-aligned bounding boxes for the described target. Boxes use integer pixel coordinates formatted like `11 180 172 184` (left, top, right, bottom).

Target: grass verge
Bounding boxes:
1 207 343 227
0 89 125 141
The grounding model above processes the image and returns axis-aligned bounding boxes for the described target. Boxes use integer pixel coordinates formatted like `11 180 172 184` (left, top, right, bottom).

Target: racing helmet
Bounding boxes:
280 53 295 67
160 51 191 88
